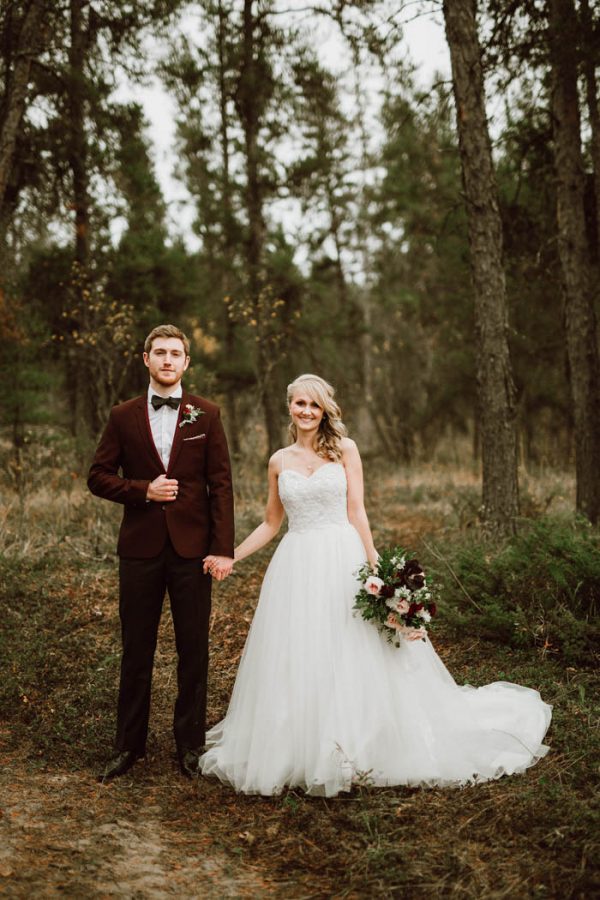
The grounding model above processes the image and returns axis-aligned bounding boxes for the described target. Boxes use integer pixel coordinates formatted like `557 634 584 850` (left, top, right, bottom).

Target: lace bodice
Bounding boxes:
278 463 349 533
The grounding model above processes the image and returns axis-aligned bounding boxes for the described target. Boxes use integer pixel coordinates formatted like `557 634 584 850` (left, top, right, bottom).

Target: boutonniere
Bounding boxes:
179 403 205 428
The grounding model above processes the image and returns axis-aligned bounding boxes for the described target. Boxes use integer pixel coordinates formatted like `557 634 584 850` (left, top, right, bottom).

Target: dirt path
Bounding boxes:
0 744 280 898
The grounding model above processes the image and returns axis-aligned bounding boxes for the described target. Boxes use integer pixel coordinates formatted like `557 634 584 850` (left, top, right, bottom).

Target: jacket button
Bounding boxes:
161 505 166 511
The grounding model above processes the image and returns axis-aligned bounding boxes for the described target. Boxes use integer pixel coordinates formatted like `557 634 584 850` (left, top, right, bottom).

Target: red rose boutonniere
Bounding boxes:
179 404 204 428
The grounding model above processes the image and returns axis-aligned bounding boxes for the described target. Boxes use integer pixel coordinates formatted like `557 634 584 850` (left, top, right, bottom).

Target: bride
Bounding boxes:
201 374 551 797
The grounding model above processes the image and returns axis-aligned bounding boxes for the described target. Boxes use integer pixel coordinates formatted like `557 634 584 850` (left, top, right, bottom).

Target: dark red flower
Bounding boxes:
429 602 437 617
380 584 395 599
400 558 426 591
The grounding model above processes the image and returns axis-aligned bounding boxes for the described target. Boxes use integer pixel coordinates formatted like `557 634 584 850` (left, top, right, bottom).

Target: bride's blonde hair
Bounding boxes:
287 374 347 461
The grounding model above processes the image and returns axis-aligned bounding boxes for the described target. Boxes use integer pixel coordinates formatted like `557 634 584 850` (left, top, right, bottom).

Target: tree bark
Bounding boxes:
0 0 47 214
68 0 90 267
217 0 240 457
443 0 519 534
237 0 280 457
580 0 600 260
66 0 97 435
548 0 600 522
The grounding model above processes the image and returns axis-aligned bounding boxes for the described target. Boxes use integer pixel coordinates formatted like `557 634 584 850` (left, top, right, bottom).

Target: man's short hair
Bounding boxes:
144 324 190 356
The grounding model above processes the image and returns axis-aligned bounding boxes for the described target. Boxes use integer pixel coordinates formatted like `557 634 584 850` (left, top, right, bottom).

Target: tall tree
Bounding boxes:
580 0 600 260
66 0 90 267
547 0 600 522
443 0 519 533
0 0 47 216
235 0 282 456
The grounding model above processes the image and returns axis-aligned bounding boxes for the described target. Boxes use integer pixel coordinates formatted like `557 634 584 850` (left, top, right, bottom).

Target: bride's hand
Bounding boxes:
203 555 234 580
399 626 427 642
367 552 380 570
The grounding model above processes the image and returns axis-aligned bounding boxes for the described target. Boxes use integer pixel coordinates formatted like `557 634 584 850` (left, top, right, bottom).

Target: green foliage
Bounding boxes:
496 90 570 465
370 79 474 459
1 0 597 477
434 517 600 665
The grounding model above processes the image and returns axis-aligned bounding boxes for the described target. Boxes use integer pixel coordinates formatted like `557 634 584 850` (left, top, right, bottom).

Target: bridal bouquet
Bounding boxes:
354 547 437 646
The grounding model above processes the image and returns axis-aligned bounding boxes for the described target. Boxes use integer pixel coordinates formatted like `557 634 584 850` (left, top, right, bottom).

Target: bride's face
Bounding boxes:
289 392 324 435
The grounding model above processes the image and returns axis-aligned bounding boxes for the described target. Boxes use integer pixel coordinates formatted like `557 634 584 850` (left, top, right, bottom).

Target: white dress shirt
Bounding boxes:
147 385 182 470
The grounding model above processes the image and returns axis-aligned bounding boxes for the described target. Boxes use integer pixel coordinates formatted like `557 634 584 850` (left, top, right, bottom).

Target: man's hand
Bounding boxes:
203 555 234 581
146 474 179 502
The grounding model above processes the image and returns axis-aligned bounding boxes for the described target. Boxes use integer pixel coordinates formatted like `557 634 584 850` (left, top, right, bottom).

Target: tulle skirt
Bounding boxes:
200 522 552 797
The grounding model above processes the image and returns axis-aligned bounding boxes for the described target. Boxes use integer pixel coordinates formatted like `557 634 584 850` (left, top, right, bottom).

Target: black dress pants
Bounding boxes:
115 538 211 754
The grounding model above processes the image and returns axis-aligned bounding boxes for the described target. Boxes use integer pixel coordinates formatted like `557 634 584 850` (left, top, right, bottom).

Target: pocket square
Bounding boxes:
183 433 206 442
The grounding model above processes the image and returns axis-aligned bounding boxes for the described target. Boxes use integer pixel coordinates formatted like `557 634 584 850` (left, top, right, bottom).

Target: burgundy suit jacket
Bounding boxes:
88 391 234 559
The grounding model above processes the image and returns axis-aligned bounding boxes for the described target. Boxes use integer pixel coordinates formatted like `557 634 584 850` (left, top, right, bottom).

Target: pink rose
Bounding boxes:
386 612 402 630
365 575 385 596
396 598 410 615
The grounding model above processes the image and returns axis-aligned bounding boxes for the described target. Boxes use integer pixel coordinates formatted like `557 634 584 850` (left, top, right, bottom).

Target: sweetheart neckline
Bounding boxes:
280 462 343 481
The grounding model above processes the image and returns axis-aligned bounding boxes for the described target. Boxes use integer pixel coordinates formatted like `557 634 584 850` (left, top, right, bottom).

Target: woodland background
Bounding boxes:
1 0 599 497
0 1 599 897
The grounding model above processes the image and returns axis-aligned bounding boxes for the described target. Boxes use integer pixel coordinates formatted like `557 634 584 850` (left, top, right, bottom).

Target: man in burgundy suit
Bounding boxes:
88 324 234 781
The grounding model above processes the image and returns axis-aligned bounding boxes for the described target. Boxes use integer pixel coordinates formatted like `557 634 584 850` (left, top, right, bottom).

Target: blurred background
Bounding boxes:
3 1 596 475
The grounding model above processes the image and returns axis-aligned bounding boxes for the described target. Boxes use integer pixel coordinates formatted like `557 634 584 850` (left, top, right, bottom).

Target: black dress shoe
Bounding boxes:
178 747 202 779
97 750 141 783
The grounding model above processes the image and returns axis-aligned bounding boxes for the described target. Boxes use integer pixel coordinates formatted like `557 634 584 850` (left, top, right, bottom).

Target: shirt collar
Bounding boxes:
147 384 183 404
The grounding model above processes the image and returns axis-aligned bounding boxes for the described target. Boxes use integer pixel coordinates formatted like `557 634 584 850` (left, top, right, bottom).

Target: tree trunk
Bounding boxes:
580 0 600 260
237 0 279 457
350 47 377 454
68 0 90 267
217 0 240 457
0 0 46 215
443 0 519 534
324 173 349 311
548 0 600 522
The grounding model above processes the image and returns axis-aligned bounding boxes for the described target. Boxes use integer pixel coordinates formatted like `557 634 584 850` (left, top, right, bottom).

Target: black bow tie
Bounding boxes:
151 394 181 411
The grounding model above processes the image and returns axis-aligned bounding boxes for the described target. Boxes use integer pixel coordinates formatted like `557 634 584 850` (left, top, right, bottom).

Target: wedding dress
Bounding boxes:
200 461 551 796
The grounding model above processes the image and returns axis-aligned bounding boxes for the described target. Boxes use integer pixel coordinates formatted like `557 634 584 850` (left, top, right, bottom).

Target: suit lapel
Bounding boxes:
166 391 186 475
135 396 166 473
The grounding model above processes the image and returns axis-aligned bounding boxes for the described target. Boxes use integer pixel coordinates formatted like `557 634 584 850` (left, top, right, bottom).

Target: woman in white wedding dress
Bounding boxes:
201 374 551 797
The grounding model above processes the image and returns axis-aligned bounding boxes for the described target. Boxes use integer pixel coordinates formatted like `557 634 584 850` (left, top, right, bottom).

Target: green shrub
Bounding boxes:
430 516 600 666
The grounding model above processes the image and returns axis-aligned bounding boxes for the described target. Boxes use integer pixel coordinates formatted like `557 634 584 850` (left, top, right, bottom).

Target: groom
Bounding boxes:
88 324 234 781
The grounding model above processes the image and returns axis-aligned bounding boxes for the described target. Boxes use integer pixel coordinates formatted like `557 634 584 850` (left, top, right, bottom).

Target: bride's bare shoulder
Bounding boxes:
339 438 361 469
269 448 287 471
340 436 359 455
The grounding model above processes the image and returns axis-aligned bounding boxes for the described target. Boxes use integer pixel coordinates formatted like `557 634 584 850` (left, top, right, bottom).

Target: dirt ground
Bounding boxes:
0 739 280 898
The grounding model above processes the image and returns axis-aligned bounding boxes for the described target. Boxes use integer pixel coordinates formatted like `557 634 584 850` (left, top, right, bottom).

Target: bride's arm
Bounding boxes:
343 438 378 567
233 452 286 563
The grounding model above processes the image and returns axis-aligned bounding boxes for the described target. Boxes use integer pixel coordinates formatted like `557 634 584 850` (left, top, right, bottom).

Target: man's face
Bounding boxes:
143 337 190 390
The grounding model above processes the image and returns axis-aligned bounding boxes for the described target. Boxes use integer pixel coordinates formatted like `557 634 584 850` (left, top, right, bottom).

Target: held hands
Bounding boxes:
203 555 234 581
147 474 179 502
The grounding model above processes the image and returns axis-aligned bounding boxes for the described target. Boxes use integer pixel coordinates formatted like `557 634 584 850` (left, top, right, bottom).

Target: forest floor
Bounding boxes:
0 465 598 898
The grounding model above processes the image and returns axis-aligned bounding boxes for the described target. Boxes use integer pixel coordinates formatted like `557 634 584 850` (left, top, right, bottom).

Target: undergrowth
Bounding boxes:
428 516 600 666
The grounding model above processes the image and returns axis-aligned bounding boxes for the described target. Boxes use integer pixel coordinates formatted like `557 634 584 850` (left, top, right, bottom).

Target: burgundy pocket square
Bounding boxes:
183 434 206 442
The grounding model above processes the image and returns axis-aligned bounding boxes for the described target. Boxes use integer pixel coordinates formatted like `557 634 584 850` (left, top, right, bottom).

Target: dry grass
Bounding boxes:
0 462 597 898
